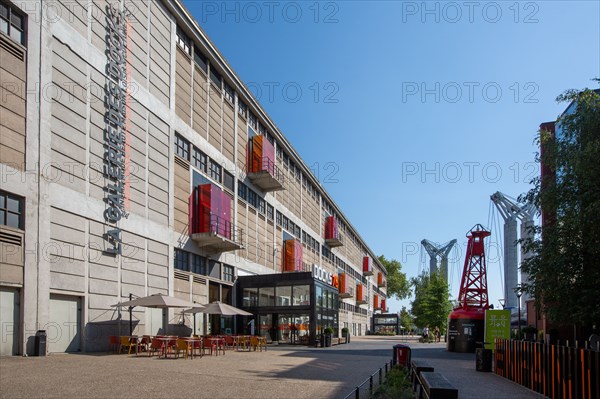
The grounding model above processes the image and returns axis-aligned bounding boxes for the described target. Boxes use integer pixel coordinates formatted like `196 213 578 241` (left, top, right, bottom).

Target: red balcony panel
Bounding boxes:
284 239 303 272
363 256 374 276
190 184 232 239
325 216 338 240
381 299 386 312
373 294 380 309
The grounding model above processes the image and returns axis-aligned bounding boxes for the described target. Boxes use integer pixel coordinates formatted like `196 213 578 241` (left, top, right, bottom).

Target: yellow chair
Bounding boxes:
175 338 189 359
119 336 137 355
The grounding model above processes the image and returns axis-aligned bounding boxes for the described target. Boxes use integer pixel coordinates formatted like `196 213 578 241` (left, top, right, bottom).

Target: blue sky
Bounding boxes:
183 1 600 312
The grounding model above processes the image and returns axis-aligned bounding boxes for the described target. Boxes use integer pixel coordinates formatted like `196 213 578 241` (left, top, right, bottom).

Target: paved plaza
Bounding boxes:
0 336 545 399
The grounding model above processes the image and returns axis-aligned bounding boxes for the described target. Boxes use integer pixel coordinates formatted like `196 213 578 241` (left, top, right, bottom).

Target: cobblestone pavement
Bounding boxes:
0 336 545 399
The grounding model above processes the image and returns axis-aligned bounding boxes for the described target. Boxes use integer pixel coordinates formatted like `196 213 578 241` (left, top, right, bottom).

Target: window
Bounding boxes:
192 146 207 172
257 197 266 215
276 211 282 226
223 265 234 282
259 123 267 136
247 189 257 208
238 181 247 201
223 170 234 192
258 287 275 306
266 133 275 145
238 101 248 119
242 288 258 307
176 26 191 54
293 285 310 306
175 133 190 160
266 204 274 221
0 191 23 229
191 254 206 275
210 67 222 89
275 286 291 306
193 46 207 72
282 216 289 231
174 249 189 272
294 225 301 239
0 2 25 46
249 113 258 130
209 160 222 182
224 81 234 103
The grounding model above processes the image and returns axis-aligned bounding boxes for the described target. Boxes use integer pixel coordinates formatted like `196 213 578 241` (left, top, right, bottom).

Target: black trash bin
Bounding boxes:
476 348 493 372
393 344 411 368
34 330 47 356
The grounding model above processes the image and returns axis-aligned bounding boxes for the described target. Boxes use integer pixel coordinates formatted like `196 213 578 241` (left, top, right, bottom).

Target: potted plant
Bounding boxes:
341 327 350 344
323 327 334 347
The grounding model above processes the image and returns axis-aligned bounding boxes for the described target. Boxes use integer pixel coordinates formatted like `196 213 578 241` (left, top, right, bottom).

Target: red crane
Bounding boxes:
456 224 490 310
447 224 491 353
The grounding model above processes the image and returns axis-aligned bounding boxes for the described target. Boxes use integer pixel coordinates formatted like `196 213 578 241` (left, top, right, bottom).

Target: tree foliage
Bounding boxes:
378 255 411 300
410 271 453 333
399 306 414 331
520 83 600 326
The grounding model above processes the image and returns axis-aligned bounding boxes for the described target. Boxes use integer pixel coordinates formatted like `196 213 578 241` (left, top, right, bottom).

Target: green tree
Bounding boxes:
378 255 411 300
410 271 453 333
399 306 414 332
520 84 600 327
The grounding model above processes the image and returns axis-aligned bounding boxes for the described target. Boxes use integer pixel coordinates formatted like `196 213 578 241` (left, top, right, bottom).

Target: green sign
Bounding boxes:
484 310 511 350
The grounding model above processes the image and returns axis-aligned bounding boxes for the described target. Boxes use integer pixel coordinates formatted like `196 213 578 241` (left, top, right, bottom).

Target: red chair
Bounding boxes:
224 335 234 350
148 338 163 357
192 337 203 358
203 338 216 356
108 335 119 354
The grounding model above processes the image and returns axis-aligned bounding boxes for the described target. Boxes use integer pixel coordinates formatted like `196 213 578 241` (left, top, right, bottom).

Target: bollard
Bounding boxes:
355 386 359 399
379 368 382 385
369 375 373 394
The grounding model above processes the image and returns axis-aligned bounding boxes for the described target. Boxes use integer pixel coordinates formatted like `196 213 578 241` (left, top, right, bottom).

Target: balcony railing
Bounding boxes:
247 156 285 192
190 214 244 254
377 272 386 288
356 284 367 305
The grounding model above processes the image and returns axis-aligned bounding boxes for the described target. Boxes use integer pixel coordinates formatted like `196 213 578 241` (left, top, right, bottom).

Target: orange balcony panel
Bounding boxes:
247 135 284 192
363 256 374 276
381 298 387 312
373 294 381 310
378 272 386 288
338 273 352 298
284 239 303 272
356 284 367 305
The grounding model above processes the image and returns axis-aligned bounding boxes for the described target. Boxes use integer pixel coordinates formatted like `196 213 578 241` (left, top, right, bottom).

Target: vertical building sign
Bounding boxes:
103 5 129 255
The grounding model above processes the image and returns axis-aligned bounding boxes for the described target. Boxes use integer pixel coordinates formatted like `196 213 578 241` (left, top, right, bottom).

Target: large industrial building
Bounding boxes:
0 0 387 355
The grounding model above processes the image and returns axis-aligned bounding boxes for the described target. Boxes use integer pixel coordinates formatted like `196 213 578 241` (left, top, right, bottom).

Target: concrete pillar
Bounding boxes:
504 219 518 310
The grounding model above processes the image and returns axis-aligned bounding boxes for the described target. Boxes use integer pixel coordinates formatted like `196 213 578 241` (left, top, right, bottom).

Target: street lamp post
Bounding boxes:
514 286 522 340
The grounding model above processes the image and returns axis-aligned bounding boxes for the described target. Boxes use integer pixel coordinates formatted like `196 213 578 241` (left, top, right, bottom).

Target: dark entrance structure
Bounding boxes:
237 272 339 346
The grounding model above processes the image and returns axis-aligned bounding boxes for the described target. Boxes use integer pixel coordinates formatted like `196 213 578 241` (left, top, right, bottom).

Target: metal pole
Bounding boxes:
517 292 521 340
129 293 133 336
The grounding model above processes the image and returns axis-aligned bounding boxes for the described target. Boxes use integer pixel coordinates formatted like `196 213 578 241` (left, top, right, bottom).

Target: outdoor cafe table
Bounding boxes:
206 337 225 355
155 336 177 358
180 337 202 359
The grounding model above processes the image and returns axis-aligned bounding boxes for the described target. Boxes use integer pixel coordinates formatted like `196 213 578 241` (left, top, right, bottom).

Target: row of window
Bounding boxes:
175 133 235 191
238 181 269 216
275 210 302 239
242 285 310 308
339 301 368 316
174 249 235 282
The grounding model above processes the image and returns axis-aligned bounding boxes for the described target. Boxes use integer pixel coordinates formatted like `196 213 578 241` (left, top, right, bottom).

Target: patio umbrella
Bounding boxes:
183 301 253 316
112 294 196 335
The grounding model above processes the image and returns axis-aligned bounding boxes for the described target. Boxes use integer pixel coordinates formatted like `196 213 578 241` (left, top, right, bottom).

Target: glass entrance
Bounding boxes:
277 314 310 344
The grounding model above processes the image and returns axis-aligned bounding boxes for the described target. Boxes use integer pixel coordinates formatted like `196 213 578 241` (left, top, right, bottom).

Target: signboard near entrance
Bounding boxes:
484 309 511 350
312 264 338 289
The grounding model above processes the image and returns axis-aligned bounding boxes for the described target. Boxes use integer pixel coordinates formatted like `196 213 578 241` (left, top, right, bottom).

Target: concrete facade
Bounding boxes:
0 0 387 355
